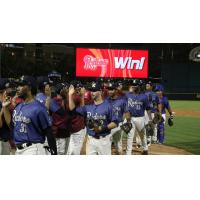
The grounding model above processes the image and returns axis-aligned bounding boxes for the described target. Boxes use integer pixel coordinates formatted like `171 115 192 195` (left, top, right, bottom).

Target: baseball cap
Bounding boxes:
107 82 117 90
70 80 83 88
48 70 62 79
129 79 140 86
116 81 123 87
37 76 50 88
154 84 164 92
146 80 153 86
88 82 102 92
19 76 37 88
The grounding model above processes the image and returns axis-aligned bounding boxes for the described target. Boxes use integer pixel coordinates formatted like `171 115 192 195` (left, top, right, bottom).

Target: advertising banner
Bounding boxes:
76 48 148 78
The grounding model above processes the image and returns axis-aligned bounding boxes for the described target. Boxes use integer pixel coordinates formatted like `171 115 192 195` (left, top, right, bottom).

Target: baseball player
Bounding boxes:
155 84 174 144
0 78 12 155
51 82 71 155
145 81 162 145
4 76 57 155
36 76 60 114
124 79 149 155
67 81 86 155
36 76 67 154
106 82 128 154
116 81 126 98
127 80 142 149
68 82 118 155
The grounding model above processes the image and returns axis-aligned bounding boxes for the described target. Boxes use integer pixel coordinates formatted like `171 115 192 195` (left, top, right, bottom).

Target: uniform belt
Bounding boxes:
92 135 107 139
16 142 33 150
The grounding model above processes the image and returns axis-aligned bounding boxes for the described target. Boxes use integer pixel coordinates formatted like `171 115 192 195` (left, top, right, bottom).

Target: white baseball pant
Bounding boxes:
110 122 124 154
15 143 46 155
126 116 148 155
0 141 11 155
56 137 70 155
67 128 86 155
86 134 111 155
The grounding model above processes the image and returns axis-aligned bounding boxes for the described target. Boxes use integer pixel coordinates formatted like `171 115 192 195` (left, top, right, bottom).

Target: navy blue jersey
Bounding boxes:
125 92 148 117
76 101 118 137
145 90 159 113
36 92 59 113
12 100 52 144
159 96 170 114
0 102 11 140
106 96 128 123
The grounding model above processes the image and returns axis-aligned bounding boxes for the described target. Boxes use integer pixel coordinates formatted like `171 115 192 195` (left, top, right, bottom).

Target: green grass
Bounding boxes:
169 100 200 111
164 100 200 154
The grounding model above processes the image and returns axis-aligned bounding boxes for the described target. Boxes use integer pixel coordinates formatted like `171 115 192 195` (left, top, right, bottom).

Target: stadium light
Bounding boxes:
189 46 200 62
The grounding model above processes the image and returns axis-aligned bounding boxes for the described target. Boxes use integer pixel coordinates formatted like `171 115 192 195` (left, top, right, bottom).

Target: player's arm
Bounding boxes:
44 86 51 111
2 93 12 128
165 98 173 117
38 109 57 155
79 87 86 106
68 85 76 111
43 127 57 155
124 112 131 122
107 122 117 130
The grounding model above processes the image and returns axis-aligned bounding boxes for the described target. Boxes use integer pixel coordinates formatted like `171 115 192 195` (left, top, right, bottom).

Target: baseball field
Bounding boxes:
164 100 200 155
80 100 200 155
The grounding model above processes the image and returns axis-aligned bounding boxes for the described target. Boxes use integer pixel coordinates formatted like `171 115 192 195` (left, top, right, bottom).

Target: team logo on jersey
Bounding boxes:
13 110 31 125
86 112 106 120
127 98 143 107
83 55 108 70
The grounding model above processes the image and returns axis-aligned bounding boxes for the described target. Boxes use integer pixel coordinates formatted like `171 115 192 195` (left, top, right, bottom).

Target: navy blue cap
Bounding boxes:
70 80 83 88
116 81 123 87
146 80 153 86
154 84 164 92
37 76 50 88
19 76 37 88
129 79 140 86
107 82 117 90
48 70 62 79
88 82 102 92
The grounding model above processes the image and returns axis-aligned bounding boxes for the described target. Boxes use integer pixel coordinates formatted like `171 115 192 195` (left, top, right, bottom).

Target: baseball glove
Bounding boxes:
152 112 163 124
86 118 105 131
145 122 154 137
120 122 132 134
168 117 174 126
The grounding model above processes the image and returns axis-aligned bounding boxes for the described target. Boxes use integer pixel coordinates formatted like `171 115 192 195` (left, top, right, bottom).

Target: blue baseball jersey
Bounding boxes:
125 92 148 117
158 96 170 114
12 100 52 145
105 96 128 123
36 92 60 113
145 90 159 113
76 101 118 137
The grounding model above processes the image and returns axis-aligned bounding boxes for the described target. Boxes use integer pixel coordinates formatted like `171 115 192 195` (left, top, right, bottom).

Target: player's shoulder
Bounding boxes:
125 92 131 97
34 99 47 110
140 92 148 98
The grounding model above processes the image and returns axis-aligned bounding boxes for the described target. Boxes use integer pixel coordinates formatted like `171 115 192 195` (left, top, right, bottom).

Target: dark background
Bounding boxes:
1 43 200 100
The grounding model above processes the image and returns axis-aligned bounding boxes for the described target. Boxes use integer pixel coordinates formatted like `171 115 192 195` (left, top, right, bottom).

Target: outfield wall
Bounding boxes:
162 63 200 100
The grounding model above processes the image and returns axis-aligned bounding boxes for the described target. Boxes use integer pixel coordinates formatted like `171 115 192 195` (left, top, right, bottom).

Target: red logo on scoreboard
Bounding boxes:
76 48 148 78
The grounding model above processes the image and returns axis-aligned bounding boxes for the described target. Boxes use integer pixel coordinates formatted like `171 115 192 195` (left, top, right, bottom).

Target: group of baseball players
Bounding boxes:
0 71 174 155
